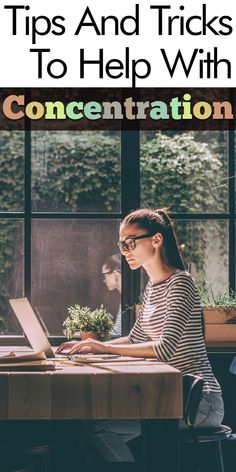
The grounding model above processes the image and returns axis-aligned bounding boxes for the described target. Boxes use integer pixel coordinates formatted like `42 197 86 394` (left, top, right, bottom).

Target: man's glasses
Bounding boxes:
102 270 120 280
117 233 155 252
102 271 113 279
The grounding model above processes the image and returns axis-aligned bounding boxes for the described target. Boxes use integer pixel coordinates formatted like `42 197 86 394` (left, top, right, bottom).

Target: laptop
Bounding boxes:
9 298 122 363
9 298 58 358
9 298 124 363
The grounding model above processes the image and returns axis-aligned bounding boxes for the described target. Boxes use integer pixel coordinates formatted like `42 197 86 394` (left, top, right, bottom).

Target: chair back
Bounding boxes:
183 374 204 427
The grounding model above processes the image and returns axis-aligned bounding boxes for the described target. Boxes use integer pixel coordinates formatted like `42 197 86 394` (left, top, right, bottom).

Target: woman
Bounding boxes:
102 254 122 336
57 208 224 461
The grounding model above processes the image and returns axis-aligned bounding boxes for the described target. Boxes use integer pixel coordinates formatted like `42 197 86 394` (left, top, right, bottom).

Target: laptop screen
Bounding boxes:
9 298 55 358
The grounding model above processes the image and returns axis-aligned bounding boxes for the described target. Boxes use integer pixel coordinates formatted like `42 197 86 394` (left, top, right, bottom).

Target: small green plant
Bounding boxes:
63 304 114 341
197 280 236 308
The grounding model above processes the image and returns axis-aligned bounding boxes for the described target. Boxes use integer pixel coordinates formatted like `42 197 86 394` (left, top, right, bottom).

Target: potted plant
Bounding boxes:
197 280 236 344
63 304 114 341
122 299 143 321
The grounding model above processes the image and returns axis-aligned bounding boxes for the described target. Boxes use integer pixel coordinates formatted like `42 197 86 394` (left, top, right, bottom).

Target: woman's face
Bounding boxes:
119 223 161 270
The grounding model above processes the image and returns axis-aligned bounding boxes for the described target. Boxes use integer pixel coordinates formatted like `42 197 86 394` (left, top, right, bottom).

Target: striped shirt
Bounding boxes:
112 304 122 337
128 270 221 394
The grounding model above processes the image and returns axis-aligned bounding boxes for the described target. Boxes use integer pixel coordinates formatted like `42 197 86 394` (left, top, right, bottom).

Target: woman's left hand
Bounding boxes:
61 338 108 355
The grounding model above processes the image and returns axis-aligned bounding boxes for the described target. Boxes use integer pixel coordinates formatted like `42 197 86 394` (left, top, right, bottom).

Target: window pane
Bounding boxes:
31 131 121 212
140 131 228 214
0 131 24 211
235 131 236 208
31 219 121 336
0 220 24 334
141 220 228 299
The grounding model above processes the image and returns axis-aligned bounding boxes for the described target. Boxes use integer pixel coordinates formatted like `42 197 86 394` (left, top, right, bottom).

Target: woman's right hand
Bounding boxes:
56 341 78 354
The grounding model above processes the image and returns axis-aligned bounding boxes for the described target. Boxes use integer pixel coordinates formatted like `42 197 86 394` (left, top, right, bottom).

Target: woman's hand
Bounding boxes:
56 339 108 355
56 340 77 354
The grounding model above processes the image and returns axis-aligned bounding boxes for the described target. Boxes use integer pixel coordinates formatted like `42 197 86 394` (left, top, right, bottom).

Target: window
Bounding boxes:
0 128 235 340
140 131 230 297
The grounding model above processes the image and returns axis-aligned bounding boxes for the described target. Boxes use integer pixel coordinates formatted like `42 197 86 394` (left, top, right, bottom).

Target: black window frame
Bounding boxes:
0 128 235 344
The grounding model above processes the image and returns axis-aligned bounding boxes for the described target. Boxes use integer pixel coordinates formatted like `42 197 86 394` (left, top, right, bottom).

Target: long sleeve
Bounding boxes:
112 305 122 337
128 314 149 343
152 275 196 361
125 270 221 394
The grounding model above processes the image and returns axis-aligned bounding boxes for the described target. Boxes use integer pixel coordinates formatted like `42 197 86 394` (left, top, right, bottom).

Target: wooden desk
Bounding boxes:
0 359 182 471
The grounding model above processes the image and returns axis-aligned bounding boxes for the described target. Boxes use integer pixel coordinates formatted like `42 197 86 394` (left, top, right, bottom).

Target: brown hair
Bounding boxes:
121 208 185 270
104 254 121 272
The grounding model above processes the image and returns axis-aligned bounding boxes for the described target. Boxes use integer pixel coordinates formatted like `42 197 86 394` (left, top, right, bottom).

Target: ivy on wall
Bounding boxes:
0 131 24 330
31 131 121 212
140 132 226 270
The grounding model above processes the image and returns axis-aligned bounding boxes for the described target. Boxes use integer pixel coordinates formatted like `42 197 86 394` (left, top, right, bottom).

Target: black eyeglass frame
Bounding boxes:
117 232 156 252
102 270 114 278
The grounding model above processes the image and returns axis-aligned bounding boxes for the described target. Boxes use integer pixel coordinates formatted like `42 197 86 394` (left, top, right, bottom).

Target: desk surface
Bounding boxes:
0 356 182 421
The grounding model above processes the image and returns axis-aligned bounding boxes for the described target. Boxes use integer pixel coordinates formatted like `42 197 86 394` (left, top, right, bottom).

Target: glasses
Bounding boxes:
102 271 113 279
117 233 155 252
